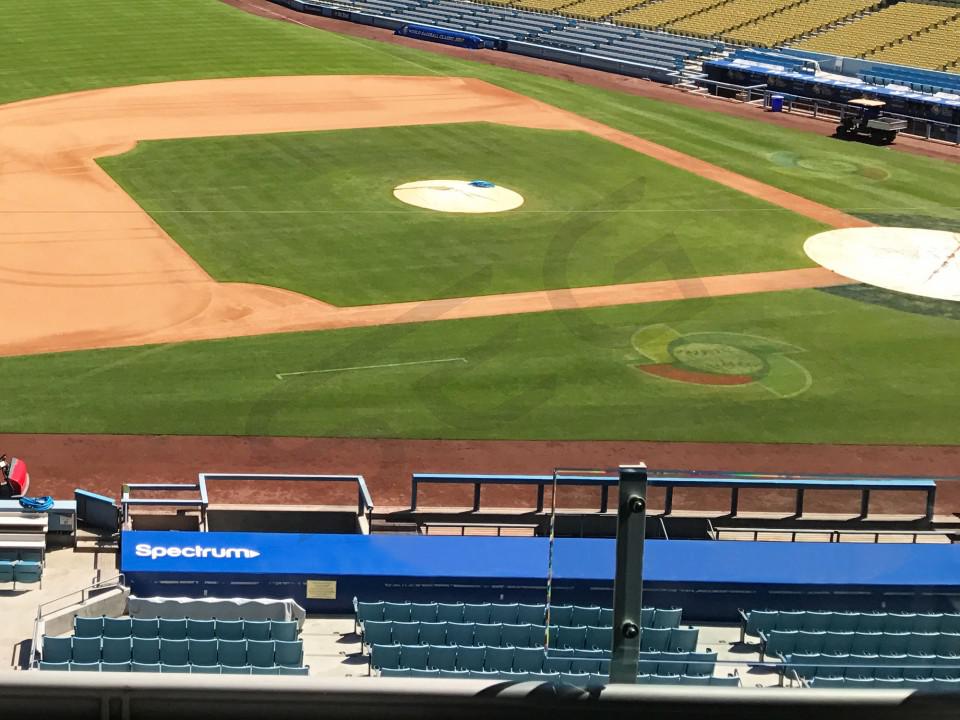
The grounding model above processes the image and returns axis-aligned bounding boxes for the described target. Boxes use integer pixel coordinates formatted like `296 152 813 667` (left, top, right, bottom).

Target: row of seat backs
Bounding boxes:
763 630 960 658
745 609 960 636
810 676 960 690
73 616 298 641
38 661 309 675
42 635 303 668
786 653 960 681
0 550 42 562
0 561 41 582
370 643 716 675
379 669 740 687
363 621 697 653
355 600 682 629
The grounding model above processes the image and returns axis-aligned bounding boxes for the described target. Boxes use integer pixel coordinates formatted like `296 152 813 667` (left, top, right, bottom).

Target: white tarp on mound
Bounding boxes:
393 179 523 213
129 596 306 625
804 227 960 302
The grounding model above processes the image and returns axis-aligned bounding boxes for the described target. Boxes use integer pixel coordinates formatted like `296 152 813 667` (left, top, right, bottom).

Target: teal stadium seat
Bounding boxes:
653 609 682 629
936 633 960 656
544 656 572 673
658 652 686 675
411 603 438 623
570 656 601 674
247 640 276 668
189 639 219 666
410 668 439 678
279 666 309 676
585 626 611 651
571 606 601 627
914 614 942 634
438 669 469 679
556 625 587 650
795 631 826 655
514 647 545 672
812 676 845 688
220 665 251 675
640 608 655 627
776 611 804 632
132 662 161 672
599 608 614 626
446 622 475 647
856 614 885 633
243 620 271 641
160 663 190 673
39 661 69 671
363 621 392 648
560 672 589 686
437 604 464 623
70 662 100 672
102 637 132 664
103 618 132 639
42 636 72 664
468 670 499 679
474 623 502 647
269 620 298 642
884 614 915 634
745 610 777 638
687 651 717 675
251 666 280 675
384 602 412 622
216 620 244 641
463 604 492 624
941 615 960 634
823 631 854 655
132 618 159 639
356 600 385 632
14 562 42 588
379 667 410 678
74 617 104 639
160 639 189 666
829 613 859 634
275 640 303 667
518 604 546 625
392 622 420 646
159 619 187 641
455 645 485 672
587 673 608 686
72 637 102 664
802 612 832 632
529 625 553 648
484 646 515 673
502 624 532 648
370 644 401 672
651 674 681 685
550 606 574 626
427 644 457 671
640 627 671 653
132 637 160 664
669 627 698 653
530 671 560 682
490 604 519 624
191 664 220 674
679 674 710 685
879 633 910 655
637 652 658 675
908 633 938 656
419 622 447 646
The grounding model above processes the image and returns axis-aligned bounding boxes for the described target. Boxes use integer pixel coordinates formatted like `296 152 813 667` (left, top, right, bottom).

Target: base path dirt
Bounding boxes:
1 75 856 358
3 433 959 515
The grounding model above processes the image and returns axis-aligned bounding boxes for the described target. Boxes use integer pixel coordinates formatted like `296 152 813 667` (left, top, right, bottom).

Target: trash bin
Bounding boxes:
770 94 784 113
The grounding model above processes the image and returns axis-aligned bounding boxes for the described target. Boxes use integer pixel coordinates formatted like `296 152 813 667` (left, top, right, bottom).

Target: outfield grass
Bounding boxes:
0 289 957 443
98 124 823 304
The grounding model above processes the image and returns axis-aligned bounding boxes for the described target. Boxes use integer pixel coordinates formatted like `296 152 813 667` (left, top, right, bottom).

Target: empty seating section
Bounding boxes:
810 676 960 690
378 666 742 685
796 2 960 57
763 630 960 659
722 0 879 47
866 19 960 71
614 0 727 29
859 64 960 94
743 609 960 639
39 617 307 674
513 0 580 11
669 0 800 37
558 0 654 21
0 548 44 589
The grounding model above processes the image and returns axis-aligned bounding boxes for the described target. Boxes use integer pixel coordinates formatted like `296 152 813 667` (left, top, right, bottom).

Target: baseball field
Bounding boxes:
2 0 959 457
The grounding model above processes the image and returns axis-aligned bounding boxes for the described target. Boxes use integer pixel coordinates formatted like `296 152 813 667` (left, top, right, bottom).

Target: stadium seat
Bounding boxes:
132 618 159 639
102 637 132 664
474 624 503 647
599 608 614 627
711 675 741 687
74 617 104 639
514 646 545 672
875 677 905 688
571 606 601 628
371 643 401 672
902 656 933 680
160 663 190 673
658 652 686 676
795 631 826 655
915 614 942 634
802 612 831 632
72 637 102 664
941 615 960 634
907 634 938 656
392 622 420 646
884 614 916 634
829 613 859 634
584 626 610 652
544 656 572 673
637 652 658 675
587 673 608 686
904 677 935 690
764 630 797 658
811 676 845 688
463 604 492 624
745 610 776 638
419 622 446 646
776 611 804 632
190 664 219 674
279 666 309 676
685 651 717 676
14 562 42 588
384 602 412 622
550 606 574 626
874 655 905 680
247 640 276 668
851 633 882 655
39 661 70 671
556 625 587 650
530 671 560 682
159 619 187 641
438 669 469 679
400 644 429 670
427 644 457 671
243 620 271 641
856 614 885 634
787 653 818 680
640 628 671 653
356 600 385 629
132 637 160 665
132 662 161 673
363 621 393 648
220 665 251 675
70 662 100 672
499 670 529 682
936 634 960 656
651 674 681 685
669 628 698 653
275 640 304 667
468 670 499 679
379 667 410 678
502 624 532 648
437 604 464 623
252 666 280 676
0 560 14 586
653 609 682 629
879 633 909 655
560 672 589 686
640 608 655 627
485 646 515 672
160 639 189 666
528 624 550 648
42 636 72 664
845 655 876 679
823 631 854 655
679 674 709 685
455 645 485 672
270 621 298 642
446 623 475 647
410 668 439 678
103 618 132 639
490 604 520 624
518 604 546 626
189 639 219 666
411 603 439 623
570 656 601 674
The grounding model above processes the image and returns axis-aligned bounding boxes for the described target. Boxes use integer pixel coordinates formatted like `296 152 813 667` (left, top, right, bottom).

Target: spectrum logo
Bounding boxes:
134 543 261 560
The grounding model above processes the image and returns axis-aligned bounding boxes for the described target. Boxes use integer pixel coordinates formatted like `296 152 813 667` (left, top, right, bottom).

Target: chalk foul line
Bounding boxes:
275 357 468 380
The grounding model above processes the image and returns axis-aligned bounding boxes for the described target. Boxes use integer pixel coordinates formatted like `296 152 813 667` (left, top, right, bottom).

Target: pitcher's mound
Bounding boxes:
804 227 960 302
393 179 524 214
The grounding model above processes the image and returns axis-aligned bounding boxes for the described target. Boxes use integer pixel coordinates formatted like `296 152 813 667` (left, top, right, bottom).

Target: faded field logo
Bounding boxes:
631 325 811 398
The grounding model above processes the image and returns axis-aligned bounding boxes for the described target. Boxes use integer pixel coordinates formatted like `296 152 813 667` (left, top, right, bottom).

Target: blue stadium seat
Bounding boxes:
455 645 485 672
384 602 412 622
437 603 464 623
103 618 132 639
132 662 161 673
190 664 220 674
72 637 102 665
247 640 276 668
556 625 587 650
401 644 429 670
220 665 251 675
363 621 393 648
243 620 271 641
132 618 159 639
74 617 104 639
518 604 545 626
159 619 187 641
69 662 100 672
653 609 682 629
490 604 519 625
102 637 132 664
550 606 574 626
392 622 420 646
474 623 502 647
215 620 244 641
484 646 515 672
275 640 303 667
14 562 42 588
446 622 475 647
411 603 438 623
669 628 698 653
419 622 446 646
502 624 532 648
189 639 219 667
270 621 298 642
571 606 601 628
132 637 160 665
637 652 658 676
786 653 817 681
463 604 492 624
528 624 550 648
514 647 544 672
42 636 72 664
160 639 189 666
640 628 671 653
371 643 401 672
39 661 70 671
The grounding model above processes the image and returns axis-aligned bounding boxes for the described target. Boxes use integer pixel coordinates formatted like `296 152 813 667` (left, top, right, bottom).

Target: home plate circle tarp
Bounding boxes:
804 227 960 302
393 179 524 213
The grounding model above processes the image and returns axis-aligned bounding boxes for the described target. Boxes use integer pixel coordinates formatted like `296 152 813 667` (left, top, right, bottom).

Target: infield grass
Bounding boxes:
98 124 823 304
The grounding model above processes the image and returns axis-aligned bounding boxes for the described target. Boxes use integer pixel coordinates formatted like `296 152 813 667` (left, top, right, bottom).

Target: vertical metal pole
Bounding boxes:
610 463 647 684
544 470 560 649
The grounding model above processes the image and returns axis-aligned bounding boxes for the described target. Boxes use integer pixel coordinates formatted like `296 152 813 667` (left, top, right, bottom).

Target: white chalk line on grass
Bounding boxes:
275 357 467 380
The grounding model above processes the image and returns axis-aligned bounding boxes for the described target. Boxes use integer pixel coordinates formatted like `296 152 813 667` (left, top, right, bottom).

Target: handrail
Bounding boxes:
35 573 127 623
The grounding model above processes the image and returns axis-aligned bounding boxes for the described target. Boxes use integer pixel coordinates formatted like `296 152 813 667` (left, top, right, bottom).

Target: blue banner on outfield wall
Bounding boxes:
396 24 484 49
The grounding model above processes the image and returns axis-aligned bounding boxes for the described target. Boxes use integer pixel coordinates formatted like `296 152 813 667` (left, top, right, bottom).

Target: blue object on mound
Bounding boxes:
20 496 54 512
469 180 495 188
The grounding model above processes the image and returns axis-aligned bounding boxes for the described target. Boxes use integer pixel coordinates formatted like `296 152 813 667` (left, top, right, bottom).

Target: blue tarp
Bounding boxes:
396 24 484 49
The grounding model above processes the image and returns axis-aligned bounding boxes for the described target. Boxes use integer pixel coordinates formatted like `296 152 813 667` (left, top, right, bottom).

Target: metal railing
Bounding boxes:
713 527 955 543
